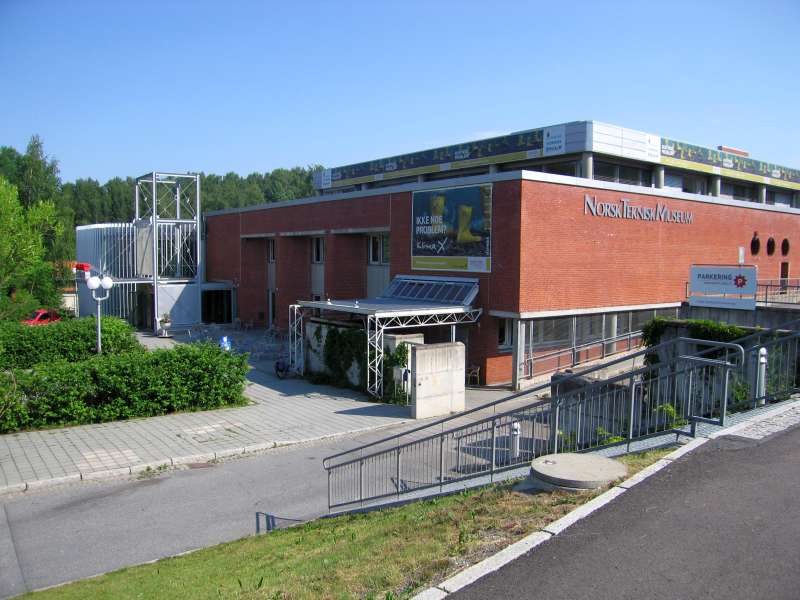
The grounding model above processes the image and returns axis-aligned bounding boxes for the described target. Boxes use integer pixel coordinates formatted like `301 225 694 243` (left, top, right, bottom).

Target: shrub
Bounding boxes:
0 316 141 369
0 343 249 433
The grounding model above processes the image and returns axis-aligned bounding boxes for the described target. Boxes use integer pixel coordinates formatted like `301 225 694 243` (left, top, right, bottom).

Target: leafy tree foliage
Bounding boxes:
0 136 322 261
0 177 62 320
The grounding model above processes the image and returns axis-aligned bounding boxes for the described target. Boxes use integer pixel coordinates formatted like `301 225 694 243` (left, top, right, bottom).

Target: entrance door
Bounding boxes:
780 262 790 291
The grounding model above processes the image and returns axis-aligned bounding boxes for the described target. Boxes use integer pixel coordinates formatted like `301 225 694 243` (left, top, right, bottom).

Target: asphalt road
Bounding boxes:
453 424 800 600
0 433 367 599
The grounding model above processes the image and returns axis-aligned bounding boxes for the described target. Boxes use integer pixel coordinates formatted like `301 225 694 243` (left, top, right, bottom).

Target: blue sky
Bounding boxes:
1 0 798 183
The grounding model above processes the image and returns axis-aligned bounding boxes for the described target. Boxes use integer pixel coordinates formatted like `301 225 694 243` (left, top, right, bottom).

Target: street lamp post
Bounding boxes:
86 274 114 354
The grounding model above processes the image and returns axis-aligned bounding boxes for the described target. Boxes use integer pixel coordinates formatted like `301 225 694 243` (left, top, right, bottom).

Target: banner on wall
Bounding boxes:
411 184 492 273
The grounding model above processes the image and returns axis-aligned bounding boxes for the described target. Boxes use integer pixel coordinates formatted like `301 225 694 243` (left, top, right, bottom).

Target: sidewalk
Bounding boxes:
0 365 412 494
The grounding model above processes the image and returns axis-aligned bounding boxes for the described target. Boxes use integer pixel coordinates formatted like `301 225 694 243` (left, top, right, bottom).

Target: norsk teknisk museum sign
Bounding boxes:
584 194 693 224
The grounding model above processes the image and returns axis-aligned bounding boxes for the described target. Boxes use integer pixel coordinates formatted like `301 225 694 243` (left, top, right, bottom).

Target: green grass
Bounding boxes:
29 447 673 600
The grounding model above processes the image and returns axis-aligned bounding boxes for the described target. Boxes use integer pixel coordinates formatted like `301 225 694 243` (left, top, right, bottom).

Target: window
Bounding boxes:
312 237 324 263
497 318 513 350
767 190 793 206
268 239 276 262
666 170 707 195
593 161 616 182
593 161 651 187
368 234 390 265
767 238 776 256
721 180 755 201
544 161 577 177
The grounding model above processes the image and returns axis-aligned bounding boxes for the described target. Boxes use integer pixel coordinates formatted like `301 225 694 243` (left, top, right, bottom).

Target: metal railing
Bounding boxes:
757 281 800 305
324 337 747 510
523 330 643 378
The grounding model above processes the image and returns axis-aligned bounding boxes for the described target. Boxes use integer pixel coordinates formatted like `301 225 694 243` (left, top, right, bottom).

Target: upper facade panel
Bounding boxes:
313 120 800 193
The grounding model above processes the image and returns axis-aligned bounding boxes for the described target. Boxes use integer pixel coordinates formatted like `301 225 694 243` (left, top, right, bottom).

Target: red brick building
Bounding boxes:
203 121 800 387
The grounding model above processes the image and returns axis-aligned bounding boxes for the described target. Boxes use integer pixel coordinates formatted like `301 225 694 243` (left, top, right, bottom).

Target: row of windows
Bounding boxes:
267 235 390 265
497 308 679 350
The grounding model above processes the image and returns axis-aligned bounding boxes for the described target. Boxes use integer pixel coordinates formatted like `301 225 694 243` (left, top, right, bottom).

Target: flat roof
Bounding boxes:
313 120 800 193
206 169 800 219
298 297 475 318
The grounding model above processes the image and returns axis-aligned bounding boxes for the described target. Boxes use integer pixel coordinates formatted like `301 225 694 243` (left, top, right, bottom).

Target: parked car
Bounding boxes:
22 309 62 326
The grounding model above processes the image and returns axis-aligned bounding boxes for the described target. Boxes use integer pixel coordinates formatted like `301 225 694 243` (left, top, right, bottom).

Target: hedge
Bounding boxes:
641 317 749 348
0 343 249 433
0 316 141 370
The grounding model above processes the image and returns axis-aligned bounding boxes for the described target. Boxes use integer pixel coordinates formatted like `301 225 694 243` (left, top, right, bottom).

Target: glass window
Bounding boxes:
312 237 324 263
497 318 513 350
381 234 390 264
545 162 577 177
368 234 390 265
594 161 616 182
369 236 381 264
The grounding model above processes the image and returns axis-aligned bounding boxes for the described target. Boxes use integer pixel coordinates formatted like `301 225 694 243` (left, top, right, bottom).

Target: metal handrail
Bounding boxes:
323 335 708 469
332 339 745 470
528 329 642 364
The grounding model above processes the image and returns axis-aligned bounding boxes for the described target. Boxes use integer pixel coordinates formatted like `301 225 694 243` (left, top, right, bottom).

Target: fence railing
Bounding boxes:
522 330 643 378
757 282 800 306
325 337 747 510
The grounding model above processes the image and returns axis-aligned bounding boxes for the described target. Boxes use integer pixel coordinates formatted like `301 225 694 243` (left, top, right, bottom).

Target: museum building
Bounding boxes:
203 121 800 387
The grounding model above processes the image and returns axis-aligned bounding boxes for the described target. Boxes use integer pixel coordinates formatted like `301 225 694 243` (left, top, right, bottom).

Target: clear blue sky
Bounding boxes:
1 0 798 183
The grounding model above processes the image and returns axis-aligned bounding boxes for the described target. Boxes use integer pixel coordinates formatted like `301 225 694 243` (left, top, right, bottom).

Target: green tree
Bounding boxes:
0 177 61 320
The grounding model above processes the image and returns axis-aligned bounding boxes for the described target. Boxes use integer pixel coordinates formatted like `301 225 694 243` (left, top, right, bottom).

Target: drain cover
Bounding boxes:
530 453 626 489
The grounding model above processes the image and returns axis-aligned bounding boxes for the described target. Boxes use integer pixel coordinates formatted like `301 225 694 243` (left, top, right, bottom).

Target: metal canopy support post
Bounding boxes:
512 318 525 391
289 305 304 374
366 314 385 398
363 309 482 398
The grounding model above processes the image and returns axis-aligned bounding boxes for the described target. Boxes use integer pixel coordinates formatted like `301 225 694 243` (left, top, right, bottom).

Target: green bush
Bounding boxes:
0 343 249 433
641 317 748 348
0 316 141 369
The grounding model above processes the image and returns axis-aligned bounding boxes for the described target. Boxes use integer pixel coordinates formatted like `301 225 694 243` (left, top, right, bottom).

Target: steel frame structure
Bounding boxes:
134 172 201 332
288 304 482 398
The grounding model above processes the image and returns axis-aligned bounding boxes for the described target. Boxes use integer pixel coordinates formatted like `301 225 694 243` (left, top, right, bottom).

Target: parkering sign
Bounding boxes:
584 194 694 224
688 265 757 310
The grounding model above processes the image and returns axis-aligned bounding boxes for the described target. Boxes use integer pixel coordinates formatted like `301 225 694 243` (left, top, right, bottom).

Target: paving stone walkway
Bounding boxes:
730 403 800 440
0 365 412 493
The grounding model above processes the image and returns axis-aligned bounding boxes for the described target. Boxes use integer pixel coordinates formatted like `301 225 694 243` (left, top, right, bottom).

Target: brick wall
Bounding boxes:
324 233 367 300
239 238 267 325
275 236 310 329
205 178 800 386
519 180 798 312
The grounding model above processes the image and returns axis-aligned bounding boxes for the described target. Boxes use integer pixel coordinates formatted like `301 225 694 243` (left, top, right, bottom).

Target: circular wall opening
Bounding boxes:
782 238 790 256
751 236 761 255
767 238 776 255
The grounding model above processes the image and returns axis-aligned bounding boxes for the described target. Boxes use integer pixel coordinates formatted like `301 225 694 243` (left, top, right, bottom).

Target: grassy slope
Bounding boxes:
29 449 672 600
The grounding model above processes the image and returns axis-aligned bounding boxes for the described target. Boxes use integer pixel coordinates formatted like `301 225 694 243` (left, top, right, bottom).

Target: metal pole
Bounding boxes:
152 172 159 334
511 421 520 461
757 347 768 406
490 419 497 481
439 435 445 491
95 295 102 354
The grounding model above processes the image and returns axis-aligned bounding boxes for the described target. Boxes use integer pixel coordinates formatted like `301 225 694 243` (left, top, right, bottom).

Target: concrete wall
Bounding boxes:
304 320 362 387
411 342 465 419
680 303 800 329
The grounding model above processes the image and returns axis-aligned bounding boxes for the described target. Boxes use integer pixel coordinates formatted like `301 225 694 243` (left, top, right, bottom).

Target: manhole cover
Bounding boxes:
530 453 626 489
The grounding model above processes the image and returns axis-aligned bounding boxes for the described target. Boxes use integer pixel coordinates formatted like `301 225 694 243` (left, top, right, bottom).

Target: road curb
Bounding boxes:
411 400 800 600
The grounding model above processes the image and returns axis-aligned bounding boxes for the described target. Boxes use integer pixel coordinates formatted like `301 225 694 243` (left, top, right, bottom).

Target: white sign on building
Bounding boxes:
688 265 757 310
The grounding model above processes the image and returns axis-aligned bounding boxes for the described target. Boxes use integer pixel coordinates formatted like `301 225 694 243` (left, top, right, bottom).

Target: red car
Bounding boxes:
23 309 62 326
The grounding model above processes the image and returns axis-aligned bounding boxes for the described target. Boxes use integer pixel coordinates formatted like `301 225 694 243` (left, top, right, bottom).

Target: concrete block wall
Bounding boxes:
411 342 466 419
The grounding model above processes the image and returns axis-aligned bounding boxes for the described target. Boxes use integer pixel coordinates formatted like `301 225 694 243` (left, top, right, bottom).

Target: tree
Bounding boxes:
18 135 60 209
0 177 61 320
